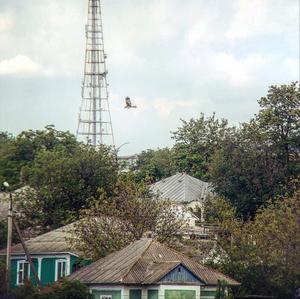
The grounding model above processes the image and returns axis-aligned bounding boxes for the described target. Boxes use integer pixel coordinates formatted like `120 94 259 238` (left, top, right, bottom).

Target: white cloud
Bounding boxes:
226 0 299 40
153 98 196 119
210 53 266 87
0 55 43 76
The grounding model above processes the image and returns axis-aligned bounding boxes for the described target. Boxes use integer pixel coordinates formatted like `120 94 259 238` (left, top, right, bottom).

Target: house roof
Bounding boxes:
68 238 239 286
150 173 212 203
0 222 78 256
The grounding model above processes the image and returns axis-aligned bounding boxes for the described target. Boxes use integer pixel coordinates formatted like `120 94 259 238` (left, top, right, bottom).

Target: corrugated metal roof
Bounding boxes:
150 173 212 203
0 222 79 255
68 238 239 286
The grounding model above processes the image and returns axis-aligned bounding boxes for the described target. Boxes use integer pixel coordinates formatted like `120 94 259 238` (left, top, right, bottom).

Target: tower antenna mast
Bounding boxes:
77 0 115 147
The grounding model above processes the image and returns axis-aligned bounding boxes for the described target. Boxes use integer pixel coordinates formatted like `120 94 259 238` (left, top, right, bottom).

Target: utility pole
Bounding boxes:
77 0 115 147
13 219 41 288
3 182 12 295
3 182 41 293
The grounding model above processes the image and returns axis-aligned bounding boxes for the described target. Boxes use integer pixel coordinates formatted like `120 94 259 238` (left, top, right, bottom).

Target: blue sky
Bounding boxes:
0 0 299 154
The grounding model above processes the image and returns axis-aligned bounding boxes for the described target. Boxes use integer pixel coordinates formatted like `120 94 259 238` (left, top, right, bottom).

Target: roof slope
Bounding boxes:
0 222 78 255
151 173 212 203
68 238 239 286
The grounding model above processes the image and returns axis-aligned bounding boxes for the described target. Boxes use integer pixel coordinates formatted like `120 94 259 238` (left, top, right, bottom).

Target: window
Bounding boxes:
72 261 82 273
55 259 67 281
17 260 30 285
100 296 112 299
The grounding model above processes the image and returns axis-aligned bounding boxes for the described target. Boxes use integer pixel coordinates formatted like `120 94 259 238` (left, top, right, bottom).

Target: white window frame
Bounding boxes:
100 295 112 299
55 259 67 281
16 260 30 285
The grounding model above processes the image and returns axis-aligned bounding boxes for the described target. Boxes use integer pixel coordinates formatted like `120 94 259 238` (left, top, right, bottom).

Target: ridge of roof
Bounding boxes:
151 173 211 203
149 240 206 284
141 260 181 285
155 239 238 286
68 238 239 286
121 238 153 282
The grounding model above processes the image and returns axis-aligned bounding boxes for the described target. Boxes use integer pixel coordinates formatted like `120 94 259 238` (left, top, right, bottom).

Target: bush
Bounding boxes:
11 280 91 299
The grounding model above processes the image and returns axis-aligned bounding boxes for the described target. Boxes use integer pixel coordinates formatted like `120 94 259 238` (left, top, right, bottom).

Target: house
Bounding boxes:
0 222 89 288
151 173 213 223
68 238 239 299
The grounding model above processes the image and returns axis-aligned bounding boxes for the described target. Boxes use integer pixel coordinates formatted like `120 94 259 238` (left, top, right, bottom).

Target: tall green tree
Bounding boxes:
209 82 300 218
133 148 175 182
172 113 234 180
0 126 79 187
16 145 119 228
206 190 300 299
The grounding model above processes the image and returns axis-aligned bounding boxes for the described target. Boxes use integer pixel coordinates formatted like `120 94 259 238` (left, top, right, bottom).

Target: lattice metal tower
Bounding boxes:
77 0 115 147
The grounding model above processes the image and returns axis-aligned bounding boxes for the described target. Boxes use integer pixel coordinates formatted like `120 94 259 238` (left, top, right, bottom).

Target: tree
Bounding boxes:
0 126 79 187
172 113 234 180
256 82 300 189
11 280 91 299
0 257 6 295
133 148 175 183
69 175 186 260
215 280 234 299
207 190 300 299
209 82 300 218
15 145 119 228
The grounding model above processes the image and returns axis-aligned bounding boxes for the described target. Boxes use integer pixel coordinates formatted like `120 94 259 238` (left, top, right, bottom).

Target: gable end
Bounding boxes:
159 264 201 284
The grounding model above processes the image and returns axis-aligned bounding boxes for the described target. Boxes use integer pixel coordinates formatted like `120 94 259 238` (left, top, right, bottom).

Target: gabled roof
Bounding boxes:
0 222 78 256
68 238 239 286
151 173 212 203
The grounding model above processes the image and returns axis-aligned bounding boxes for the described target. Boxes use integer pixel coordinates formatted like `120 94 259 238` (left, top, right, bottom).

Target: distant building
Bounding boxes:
68 238 239 299
0 223 89 288
151 173 213 223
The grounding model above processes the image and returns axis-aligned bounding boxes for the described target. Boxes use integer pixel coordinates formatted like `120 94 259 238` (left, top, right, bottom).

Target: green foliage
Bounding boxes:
0 219 20 249
203 196 237 224
69 175 186 260
11 280 91 299
0 257 6 294
48 280 92 299
207 190 300 299
215 280 233 299
133 148 175 183
172 113 234 180
0 126 79 188
209 82 300 218
16 145 118 228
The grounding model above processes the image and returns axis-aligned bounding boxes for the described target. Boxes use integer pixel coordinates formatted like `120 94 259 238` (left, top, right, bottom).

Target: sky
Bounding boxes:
0 0 299 155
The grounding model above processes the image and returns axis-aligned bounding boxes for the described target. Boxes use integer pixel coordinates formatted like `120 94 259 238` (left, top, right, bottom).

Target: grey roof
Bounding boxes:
151 173 212 203
68 238 239 286
0 222 78 256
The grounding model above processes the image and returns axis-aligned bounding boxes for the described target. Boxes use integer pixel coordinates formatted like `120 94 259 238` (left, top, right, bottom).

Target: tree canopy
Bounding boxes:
69 175 186 260
205 190 300 299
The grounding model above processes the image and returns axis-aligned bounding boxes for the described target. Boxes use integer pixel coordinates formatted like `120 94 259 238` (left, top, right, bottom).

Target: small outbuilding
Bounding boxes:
0 222 89 288
68 238 239 299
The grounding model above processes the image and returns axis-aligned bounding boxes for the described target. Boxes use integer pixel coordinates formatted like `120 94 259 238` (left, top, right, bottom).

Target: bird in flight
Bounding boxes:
125 97 137 109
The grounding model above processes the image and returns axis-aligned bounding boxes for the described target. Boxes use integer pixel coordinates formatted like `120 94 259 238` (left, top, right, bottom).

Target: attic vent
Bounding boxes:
178 267 181 273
